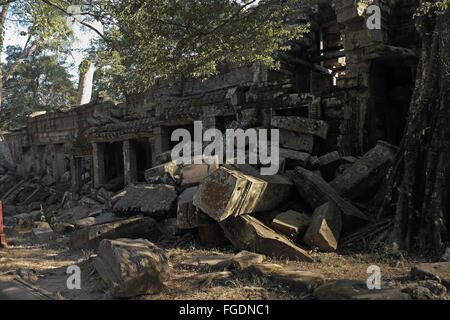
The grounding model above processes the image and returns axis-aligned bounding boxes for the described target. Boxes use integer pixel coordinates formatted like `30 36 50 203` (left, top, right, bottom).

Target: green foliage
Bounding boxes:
86 0 310 94
414 0 449 17
1 47 76 129
6 0 76 50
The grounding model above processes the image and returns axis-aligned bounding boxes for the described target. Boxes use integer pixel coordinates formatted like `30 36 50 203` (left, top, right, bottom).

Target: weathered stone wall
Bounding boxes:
3 0 420 189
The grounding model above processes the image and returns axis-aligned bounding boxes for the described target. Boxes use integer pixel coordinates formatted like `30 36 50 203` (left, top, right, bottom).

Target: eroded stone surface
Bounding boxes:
70 216 162 250
113 185 177 220
220 214 313 261
194 165 293 222
303 202 342 252
411 262 450 289
94 238 169 298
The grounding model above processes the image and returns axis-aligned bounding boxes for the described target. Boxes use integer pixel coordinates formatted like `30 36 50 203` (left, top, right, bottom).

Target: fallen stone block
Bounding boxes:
271 270 325 292
179 254 234 270
180 162 219 188
307 156 320 170
155 151 173 166
0 277 52 300
113 185 177 220
411 262 450 290
303 202 342 252
79 196 102 208
288 167 368 230
350 289 411 300
94 238 169 298
75 212 122 229
194 164 293 222
198 223 230 247
54 222 75 234
248 263 285 276
231 251 265 270
330 141 398 201
318 151 341 181
402 281 447 300
219 214 313 261
272 210 311 240
144 162 180 184
271 116 328 139
158 218 179 237
314 280 410 300
279 148 311 170
279 129 315 153
177 186 199 229
70 217 162 250
247 263 324 293
177 186 213 229
32 222 54 242
313 280 367 300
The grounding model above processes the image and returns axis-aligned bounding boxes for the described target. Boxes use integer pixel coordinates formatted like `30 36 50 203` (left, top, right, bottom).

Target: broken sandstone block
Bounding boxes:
318 151 341 181
330 141 398 201
303 202 342 252
272 210 311 239
70 216 162 250
271 116 329 139
279 148 311 170
231 250 265 270
248 263 324 293
288 166 368 230
279 129 315 153
113 184 177 220
411 262 450 290
177 186 201 229
219 214 313 262
32 222 55 242
94 238 169 298
179 254 234 270
180 162 219 188
193 164 293 222
144 161 180 184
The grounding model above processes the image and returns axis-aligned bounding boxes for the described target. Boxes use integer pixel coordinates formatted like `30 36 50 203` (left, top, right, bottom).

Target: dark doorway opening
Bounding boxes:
135 138 152 182
369 60 415 147
104 141 124 183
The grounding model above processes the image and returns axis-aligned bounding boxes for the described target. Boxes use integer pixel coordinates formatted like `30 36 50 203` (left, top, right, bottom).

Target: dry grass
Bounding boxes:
0 232 433 300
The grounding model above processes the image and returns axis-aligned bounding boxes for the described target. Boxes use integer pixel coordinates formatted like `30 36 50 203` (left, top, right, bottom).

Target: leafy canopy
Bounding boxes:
85 0 310 94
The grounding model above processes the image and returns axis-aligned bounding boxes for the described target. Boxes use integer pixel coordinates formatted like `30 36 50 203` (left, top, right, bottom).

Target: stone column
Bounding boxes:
92 142 106 188
123 140 137 185
153 126 170 157
70 156 82 192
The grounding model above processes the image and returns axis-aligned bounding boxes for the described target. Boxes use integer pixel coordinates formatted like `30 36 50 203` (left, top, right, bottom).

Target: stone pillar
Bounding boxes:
70 156 82 192
153 126 170 157
123 140 137 185
92 142 106 188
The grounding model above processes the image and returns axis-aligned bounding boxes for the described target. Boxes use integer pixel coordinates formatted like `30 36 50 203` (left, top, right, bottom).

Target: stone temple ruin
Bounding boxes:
2 0 446 300
3 0 419 193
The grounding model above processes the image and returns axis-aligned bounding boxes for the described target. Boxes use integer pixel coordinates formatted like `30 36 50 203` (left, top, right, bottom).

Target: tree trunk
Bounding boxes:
0 4 9 109
380 3 449 255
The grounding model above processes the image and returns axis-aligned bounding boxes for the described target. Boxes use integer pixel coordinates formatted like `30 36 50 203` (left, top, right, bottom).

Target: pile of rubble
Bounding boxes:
2 116 402 257
1 116 413 298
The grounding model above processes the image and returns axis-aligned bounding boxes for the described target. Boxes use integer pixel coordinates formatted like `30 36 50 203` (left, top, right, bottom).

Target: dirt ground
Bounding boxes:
1 229 437 300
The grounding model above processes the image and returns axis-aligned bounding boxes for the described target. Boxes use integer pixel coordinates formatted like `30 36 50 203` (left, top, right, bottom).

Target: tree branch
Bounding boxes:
40 0 108 42
3 42 38 83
